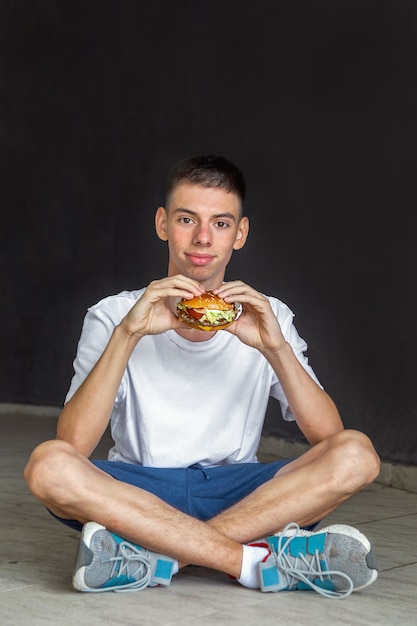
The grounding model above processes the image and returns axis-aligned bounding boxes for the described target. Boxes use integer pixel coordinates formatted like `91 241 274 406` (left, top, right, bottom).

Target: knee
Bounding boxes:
331 429 380 490
24 439 76 501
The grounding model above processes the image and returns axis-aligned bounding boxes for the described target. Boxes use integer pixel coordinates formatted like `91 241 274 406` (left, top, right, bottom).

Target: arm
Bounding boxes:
213 282 343 446
57 275 205 457
57 324 139 456
260 341 343 446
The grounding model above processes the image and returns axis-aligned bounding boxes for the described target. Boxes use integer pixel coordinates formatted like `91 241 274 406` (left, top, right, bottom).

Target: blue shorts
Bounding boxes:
50 458 293 532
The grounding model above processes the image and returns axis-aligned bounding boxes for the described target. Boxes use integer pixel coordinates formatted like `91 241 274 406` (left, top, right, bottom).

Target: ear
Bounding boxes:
233 216 249 250
155 206 168 241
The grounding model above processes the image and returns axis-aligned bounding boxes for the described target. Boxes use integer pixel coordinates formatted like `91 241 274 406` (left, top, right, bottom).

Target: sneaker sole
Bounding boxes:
73 522 107 592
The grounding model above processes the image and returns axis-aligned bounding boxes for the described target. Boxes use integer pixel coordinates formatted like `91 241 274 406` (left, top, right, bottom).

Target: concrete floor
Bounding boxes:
1 412 416 626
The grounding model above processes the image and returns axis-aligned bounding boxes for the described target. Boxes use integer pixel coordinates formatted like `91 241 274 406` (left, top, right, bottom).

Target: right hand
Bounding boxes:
120 275 206 339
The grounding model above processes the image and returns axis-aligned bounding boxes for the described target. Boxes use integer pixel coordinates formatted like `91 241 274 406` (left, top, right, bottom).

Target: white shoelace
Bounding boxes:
107 541 152 592
271 523 354 599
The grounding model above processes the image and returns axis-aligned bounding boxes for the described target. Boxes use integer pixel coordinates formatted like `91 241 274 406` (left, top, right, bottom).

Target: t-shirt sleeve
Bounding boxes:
64 306 119 404
268 297 323 422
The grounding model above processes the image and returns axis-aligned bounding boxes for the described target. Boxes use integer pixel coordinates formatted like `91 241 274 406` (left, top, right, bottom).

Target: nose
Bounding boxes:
193 222 212 246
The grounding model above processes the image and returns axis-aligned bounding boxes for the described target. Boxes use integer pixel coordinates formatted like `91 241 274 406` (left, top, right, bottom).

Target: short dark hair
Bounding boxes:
165 154 246 212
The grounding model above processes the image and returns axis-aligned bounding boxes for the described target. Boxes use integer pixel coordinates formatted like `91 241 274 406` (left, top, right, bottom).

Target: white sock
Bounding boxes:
172 560 179 575
237 544 270 589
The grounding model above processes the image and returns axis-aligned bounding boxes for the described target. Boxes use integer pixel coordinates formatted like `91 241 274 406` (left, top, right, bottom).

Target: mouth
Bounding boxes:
186 253 215 266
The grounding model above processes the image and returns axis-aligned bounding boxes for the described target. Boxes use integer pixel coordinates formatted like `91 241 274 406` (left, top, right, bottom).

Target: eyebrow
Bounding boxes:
172 207 237 221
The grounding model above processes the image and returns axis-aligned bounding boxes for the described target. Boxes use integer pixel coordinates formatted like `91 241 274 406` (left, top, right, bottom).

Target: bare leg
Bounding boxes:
24 439 243 577
208 429 380 543
24 429 379 578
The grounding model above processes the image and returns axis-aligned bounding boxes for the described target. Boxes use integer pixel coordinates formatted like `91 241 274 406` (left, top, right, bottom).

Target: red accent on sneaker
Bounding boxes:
228 541 271 580
249 542 271 563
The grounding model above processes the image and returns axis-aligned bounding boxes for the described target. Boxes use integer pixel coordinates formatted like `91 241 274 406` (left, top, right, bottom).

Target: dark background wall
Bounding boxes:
1 1 416 465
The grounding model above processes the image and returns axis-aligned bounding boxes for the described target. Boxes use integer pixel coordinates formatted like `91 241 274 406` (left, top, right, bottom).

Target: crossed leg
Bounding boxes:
24 428 380 580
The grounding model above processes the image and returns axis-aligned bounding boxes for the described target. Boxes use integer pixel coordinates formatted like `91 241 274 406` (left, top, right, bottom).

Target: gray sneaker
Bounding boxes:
73 522 175 592
259 523 378 599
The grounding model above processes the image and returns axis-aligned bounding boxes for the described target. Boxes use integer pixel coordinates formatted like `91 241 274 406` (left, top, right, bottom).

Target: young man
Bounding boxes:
25 154 380 599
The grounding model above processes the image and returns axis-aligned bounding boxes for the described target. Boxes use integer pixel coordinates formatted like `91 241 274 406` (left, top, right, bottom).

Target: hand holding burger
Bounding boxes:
176 291 242 331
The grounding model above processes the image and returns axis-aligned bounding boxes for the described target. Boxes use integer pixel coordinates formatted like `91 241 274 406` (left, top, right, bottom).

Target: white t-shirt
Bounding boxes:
66 289 322 468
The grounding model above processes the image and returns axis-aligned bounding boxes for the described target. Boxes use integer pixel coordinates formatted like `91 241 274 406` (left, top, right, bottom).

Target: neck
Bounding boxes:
174 327 217 342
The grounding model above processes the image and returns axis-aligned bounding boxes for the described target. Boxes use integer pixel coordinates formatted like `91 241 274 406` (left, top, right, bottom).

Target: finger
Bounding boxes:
212 280 245 296
215 284 267 308
145 276 205 302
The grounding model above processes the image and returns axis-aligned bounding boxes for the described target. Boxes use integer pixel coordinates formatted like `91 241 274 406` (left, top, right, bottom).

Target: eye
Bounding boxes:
179 216 194 224
215 221 230 229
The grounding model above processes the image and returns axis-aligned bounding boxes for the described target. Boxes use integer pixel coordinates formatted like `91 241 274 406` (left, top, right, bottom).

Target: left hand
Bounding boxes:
212 281 286 354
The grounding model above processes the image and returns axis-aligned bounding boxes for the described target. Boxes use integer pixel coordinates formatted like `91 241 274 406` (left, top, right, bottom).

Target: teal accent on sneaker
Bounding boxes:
153 558 175 585
73 522 175 593
259 522 378 600
260 563 282 589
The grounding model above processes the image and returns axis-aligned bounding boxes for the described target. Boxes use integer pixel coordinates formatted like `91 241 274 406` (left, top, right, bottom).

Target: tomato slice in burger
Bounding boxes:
188 308 204 319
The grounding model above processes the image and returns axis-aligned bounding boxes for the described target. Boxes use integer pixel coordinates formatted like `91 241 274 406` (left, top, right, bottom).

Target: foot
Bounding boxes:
259 522 378 599
73 522 175 592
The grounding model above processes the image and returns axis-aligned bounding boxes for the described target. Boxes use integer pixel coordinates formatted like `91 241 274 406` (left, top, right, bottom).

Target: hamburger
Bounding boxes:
176 291 242 331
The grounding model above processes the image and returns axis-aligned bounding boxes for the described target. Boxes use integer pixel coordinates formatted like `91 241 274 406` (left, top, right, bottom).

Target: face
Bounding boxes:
155 183 249 289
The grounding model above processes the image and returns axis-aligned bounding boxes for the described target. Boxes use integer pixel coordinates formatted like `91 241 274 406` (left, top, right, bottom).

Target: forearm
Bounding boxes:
262 342 344 446
57 324 140 456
